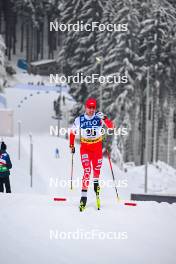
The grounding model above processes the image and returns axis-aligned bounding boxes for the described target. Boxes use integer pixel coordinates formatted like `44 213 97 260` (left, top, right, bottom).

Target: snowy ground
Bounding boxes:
0 74 176 264
1 193 176 264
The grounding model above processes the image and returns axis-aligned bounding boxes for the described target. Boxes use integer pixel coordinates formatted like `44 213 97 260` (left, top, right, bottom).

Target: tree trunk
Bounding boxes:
128 103 137 162
29 23 33 62
151 86 159 163
167 91 174 165
21 21 24 53
12 13 17 55
41 24 44 59
153 89 159 163
37 28 40 60
8 24 12 60
0 8 2 33
140 97 146 165
26 24 29 61
33 27 37 61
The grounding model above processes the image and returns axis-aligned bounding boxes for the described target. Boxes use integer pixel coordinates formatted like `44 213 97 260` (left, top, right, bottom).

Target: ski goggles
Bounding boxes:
86 106 96 110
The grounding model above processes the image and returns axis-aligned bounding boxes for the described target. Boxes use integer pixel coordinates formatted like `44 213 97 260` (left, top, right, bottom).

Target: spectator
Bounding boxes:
63 95 65 105
0 142 12 193
55 148 60 158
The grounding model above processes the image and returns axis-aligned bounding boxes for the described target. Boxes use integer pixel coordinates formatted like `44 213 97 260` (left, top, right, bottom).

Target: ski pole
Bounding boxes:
106 148 119 201
70 153 74 190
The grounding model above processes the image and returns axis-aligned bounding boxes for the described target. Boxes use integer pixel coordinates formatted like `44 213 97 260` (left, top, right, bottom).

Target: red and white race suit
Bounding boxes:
69 112 114 191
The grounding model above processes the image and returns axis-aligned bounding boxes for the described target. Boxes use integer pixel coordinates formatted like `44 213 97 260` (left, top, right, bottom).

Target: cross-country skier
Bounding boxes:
69 98 114 211
55 148 60 158
0 142 12 193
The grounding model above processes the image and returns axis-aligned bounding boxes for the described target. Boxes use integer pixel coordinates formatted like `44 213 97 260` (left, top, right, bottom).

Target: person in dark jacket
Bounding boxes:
0 142 12 193
55 148 60 158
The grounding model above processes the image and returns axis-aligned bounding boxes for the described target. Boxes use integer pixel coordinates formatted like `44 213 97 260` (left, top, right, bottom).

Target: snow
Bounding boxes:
126 161 176 195
0 193 176 264
0 94 7 107
7 69 70 90
30 59 55 66
0 74 176 263
14 83 69 92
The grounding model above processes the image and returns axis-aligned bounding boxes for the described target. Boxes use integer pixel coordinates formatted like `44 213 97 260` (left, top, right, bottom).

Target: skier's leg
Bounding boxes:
4 176 11 193
80 147 91 191
91 143 102 210
79 145 91 211
92 142 103 194
93 179 100 195
0 178 4 192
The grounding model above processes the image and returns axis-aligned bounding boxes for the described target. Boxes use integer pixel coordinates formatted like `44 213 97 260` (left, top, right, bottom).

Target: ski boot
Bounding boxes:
94 181 100 210
79 196 87 212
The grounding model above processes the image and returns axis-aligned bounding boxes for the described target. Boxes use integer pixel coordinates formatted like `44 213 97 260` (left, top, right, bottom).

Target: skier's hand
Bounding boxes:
96 112 107 120
70 145 75 154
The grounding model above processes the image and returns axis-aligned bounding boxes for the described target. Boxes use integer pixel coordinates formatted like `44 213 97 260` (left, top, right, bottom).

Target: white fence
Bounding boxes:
0 109 14 137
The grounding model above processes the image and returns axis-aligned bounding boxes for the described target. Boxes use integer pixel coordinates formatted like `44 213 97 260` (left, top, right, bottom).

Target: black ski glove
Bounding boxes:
70 145 75 154
96 112 107 120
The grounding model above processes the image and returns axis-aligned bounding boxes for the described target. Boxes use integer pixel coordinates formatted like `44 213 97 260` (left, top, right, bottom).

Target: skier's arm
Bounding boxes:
69 131 76 153
6 155 12 169
103 116 114 129
69 117 80 153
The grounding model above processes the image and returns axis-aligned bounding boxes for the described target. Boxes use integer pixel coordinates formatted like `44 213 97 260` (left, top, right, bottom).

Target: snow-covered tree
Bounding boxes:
11 0 61 61
111 135 124 170
0 35 6 92
59 0 106 119
94 0 142 162
138 0 176 163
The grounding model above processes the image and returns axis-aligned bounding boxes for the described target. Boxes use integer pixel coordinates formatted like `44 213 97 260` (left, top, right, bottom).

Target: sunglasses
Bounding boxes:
86 106 96 110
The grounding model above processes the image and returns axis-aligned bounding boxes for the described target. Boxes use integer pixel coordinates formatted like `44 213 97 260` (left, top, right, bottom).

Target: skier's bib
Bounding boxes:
80 114 103 140
0 154 8 172
0 165 8 172
80 136 102 144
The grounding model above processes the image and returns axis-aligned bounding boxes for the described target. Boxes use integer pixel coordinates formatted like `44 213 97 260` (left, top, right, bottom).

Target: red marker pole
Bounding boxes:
54 198 67 202
124 202 137 206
